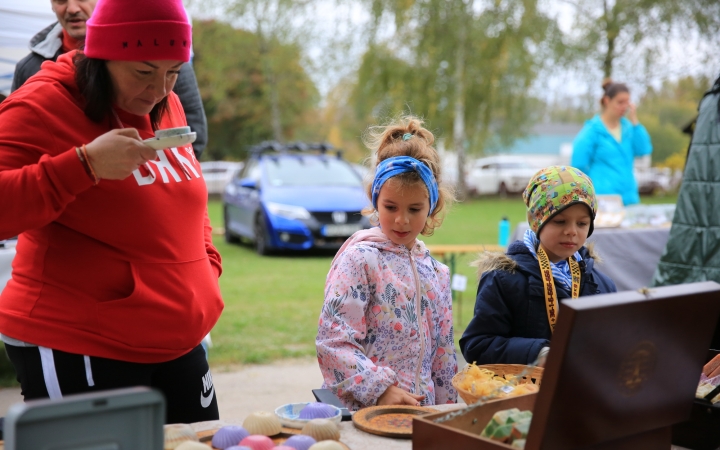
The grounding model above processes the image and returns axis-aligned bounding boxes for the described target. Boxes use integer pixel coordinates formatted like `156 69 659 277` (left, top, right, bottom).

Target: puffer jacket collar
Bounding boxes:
474 240 601 295
29 22 63 60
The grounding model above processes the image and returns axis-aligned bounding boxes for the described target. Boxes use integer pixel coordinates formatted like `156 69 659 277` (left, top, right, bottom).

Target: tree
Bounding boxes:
192 20 319 160
352 0 562 196
561 0 720 80
209 0 315 143
638 75 712 164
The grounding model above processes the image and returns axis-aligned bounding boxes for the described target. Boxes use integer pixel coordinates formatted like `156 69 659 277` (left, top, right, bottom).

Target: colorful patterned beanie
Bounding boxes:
523 166 597 237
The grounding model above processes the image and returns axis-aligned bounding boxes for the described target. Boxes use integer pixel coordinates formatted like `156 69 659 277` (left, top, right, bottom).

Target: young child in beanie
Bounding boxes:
460 166 616 366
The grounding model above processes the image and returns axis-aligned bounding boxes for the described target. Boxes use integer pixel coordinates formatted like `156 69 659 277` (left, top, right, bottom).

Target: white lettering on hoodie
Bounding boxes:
132 147 202 186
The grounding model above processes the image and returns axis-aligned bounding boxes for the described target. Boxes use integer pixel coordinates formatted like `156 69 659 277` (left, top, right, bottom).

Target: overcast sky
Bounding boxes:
190 0 719 106
4 0 716 101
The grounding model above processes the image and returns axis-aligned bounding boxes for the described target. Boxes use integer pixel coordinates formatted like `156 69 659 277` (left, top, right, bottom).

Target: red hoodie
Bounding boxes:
0 51 224 363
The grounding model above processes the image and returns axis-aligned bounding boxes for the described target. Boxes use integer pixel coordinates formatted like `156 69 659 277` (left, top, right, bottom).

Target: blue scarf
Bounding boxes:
523 229 582 291
371 156 439 215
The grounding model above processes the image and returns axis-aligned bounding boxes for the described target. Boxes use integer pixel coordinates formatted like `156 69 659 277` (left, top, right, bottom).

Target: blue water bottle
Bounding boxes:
498 216 510 247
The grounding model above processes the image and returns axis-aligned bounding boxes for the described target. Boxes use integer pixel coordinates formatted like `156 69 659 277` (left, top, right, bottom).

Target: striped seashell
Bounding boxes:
283 434 317 450
211 425 250 449
308 441 345 450
163 423 199 450
174 442 208 450
243 411 282 436
238 435 275 450
301 419 340 442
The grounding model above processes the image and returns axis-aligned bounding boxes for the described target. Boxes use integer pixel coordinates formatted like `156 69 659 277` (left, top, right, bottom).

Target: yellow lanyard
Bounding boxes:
537 246 581 333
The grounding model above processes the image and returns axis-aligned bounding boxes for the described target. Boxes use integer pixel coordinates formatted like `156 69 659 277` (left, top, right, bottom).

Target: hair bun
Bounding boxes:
601 78 613 91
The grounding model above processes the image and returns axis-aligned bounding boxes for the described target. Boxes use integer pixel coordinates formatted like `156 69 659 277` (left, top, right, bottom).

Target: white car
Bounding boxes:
634 167 674 195
200 161 244 195
467 156 539 196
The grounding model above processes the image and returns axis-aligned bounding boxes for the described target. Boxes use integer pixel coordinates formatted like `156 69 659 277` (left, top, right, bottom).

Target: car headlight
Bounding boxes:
266 202 311 220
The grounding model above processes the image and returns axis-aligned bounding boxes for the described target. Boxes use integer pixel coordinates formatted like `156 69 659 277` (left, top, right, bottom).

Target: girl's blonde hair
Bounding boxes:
362 115 455 236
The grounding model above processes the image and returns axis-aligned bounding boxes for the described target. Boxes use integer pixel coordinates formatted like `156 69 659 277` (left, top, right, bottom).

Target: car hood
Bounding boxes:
262 186 371 211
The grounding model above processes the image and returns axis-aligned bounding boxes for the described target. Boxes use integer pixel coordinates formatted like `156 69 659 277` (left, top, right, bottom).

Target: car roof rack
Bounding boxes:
249 141 342 158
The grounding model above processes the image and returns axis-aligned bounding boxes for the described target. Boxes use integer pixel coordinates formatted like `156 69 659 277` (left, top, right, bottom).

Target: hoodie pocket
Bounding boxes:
95 257 223 350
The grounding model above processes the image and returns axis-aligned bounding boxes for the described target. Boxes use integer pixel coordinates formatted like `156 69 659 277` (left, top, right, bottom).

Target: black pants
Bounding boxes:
5 344 218 424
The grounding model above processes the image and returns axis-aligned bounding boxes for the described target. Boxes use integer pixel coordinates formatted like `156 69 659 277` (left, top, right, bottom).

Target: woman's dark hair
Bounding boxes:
74 52 168 129
600 78 630 107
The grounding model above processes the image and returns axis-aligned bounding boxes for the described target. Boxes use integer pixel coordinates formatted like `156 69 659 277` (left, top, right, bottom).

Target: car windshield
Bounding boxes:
265 156 363 187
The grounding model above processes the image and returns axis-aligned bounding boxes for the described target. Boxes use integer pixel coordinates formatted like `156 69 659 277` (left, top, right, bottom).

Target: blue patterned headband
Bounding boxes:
371 156 439 215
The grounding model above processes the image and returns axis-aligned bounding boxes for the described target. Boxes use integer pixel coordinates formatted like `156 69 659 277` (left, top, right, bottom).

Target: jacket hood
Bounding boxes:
30 22 63 60
332 227 428 267
27 50 82 100
473 240 601 278
586 114 634 134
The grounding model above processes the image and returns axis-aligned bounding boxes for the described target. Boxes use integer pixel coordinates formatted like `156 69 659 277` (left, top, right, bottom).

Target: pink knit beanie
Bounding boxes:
84 0 191 62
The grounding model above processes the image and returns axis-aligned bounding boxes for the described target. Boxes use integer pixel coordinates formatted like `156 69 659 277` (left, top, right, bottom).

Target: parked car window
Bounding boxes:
496 162 533 169
265 158 362 187
248 165 262 182
239 160 262 182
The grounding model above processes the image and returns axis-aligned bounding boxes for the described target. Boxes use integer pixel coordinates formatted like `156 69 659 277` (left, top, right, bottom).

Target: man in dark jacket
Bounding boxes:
11 0 208 160
460 166 617 366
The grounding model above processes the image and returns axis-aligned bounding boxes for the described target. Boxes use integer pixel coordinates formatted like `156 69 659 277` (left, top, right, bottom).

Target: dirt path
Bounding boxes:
0 358 324 422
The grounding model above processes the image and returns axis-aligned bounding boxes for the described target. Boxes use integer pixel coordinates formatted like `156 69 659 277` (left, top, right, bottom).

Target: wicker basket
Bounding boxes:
452 364 544 405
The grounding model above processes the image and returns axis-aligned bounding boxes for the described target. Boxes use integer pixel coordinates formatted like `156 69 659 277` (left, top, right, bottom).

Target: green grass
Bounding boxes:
206 192 678 366
0 192 679 384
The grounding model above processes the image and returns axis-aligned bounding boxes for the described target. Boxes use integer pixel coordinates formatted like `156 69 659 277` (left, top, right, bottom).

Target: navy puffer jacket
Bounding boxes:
459 240 616 365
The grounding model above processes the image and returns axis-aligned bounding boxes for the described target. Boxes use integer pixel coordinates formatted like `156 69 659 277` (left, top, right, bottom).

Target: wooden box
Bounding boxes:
414 282 720 450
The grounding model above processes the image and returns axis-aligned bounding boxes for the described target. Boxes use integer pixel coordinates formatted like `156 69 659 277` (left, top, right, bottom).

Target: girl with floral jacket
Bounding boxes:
316 116 458 410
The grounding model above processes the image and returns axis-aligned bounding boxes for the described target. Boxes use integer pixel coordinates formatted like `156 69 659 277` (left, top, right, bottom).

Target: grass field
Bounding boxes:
206 193 679 366
0 193 677 385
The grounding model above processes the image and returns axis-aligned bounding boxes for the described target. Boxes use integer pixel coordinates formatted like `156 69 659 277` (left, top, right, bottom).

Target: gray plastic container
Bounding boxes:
3 387 164 450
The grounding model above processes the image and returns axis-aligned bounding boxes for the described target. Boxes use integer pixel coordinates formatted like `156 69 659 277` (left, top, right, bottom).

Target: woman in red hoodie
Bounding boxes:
0 0 223 423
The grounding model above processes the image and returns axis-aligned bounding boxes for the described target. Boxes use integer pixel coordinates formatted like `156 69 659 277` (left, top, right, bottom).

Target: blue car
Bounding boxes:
223 142 372 254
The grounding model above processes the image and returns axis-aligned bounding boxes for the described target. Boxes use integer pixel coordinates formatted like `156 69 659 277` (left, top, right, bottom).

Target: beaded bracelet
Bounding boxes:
80 145 99 183
75 146 99 185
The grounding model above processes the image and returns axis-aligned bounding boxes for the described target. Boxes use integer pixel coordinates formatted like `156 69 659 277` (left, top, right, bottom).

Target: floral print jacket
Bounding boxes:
316 228 457 410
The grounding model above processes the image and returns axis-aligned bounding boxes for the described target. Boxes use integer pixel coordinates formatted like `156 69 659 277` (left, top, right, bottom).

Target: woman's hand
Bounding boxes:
84 128 158 180
377 385 426 406
627 102 639 125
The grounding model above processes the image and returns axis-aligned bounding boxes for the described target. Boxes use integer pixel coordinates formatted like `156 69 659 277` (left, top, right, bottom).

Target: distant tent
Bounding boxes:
0 0 55 94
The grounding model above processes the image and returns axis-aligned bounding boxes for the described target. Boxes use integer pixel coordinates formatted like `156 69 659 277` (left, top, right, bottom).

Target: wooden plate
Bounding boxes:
196 429 351 449
351 405 438 438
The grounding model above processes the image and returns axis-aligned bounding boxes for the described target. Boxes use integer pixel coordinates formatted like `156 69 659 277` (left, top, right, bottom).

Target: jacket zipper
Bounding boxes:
408 246 425 397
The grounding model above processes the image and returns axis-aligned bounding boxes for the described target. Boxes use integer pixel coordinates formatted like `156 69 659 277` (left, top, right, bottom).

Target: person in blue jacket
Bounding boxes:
571 79 653 205
460 166 616 366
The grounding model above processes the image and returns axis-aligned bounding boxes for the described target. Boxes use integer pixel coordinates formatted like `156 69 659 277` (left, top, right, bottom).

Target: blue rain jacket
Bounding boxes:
571 115 653 205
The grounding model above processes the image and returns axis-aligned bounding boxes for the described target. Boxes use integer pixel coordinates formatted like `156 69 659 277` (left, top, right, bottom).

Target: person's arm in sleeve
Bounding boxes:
431 266 458 404
0 99 95 239
203 210 222 278
173 63 208 160
631 123 653 158
570 124 596 174
11 56 33 92
316 249 397 408
459 271 548 365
